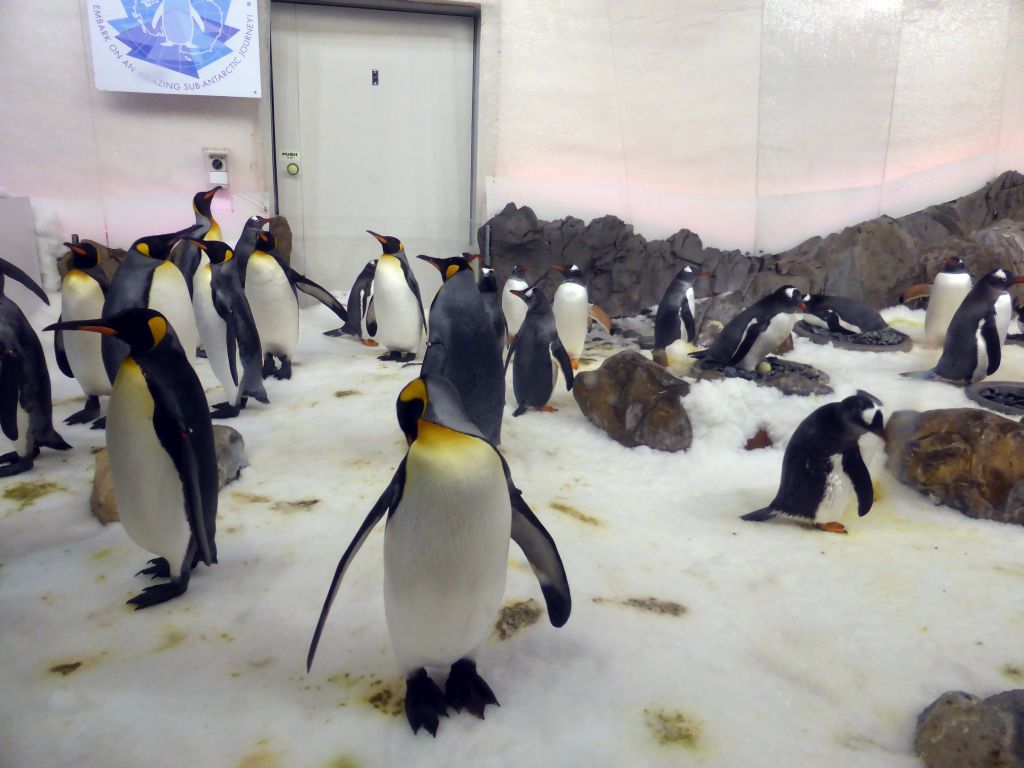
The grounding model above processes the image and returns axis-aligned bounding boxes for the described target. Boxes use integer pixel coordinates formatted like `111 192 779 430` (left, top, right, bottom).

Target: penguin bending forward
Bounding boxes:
54 242 110 426
307 375 571 736
45 309 218 607
505 282 574 416
0 258 71 476
324 258 378 341
742 391 886 534
367 230 425 362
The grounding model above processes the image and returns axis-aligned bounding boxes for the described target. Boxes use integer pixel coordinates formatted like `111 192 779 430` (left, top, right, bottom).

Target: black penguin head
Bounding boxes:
553 263 583 282
189 239 234 265
479 267 498 291
396 375 486 446
980 268 1022 292
255 231 277 252
245 215 270 231
192 186 221 217
774 285 808 311
510 265 529 279
417 255 472 283
131 224 204 261
461 252 482 265
65 242 101 271
45 308 175 356
367 230 403 255
941 256 968 274
840 390 886 441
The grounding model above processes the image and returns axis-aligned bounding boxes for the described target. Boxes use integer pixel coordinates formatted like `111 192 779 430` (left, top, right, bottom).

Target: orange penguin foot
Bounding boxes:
570 357 579 370
362 339 379 347
539 405 559 413
816 522 847 534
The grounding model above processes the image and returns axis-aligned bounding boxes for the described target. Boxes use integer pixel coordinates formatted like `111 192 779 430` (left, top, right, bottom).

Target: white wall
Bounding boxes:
2 0 1022 260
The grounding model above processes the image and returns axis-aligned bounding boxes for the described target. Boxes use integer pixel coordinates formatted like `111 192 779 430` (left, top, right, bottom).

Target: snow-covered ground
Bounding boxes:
2 297 1023 768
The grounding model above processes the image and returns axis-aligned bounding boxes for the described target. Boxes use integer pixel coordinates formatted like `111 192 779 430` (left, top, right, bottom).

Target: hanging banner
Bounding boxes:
87 0 262 98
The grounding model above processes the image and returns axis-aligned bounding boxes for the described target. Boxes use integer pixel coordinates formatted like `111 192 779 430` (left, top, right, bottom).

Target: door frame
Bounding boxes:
266 0 482 248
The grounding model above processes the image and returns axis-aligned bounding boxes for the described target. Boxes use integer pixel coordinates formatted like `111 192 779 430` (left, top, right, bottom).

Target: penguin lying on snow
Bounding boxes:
801 295 888 335
691 285 807 370
505 281 574 416
367 230 425 362
0 258 71 476
902 269 1023 385
742 391 886 534
324 258 377 341
308 375 571 737
54 242 110 426
46 309 218 607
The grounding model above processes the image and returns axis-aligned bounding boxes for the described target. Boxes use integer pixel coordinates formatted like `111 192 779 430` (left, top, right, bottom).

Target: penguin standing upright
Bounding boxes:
902 269 1023 384
552 264 590 369
691 285 807 371
242 231 349 380
742 391 886 534
45 308 218 607
175 186 221 295
324 258 377 341
307 375 571 737
367 231 425 362
418 255 505 445
501 265 530 342
994 279 1014 345
477 266 507 347
190 240 269 417
54 242 110 425
0 258 71 476
505 282 574 416
654 264 700 352
922 257 973 348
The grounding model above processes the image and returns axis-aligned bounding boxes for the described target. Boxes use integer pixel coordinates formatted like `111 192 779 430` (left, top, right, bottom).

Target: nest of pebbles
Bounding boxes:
794 321 912 352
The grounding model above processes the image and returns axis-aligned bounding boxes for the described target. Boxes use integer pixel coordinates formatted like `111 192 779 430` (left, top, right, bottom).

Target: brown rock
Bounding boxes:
90 449 119 525
572 350 691 452
885 408 1024 524
915 689 1024 768
268 216 293 266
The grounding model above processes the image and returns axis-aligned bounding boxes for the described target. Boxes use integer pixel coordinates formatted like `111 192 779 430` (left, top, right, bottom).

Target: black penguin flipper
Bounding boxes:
0 354 22 441
982 310 1001 376
842 448 874 517
53 316 73 379
364 294 377 337
725 319 762 366
308 460 406 672
224 314 240 387
551 340 574 391
680 304 696 344
501 454 571 627
283 263 349 324
0 258 49 305
400 260 427 331
504 336 518 374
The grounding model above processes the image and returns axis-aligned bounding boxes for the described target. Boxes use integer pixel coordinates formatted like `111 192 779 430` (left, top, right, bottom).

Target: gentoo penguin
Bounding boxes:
243 231 349 380
0 258 71 476
175 186 221 295
691 285 807 371
552 264 589 369
190 240 268 418
324 258 377 341
994 279 1014 346
101 227 201 385
418 255 505 445
501 265 530 342
367 231 425 361
45 308 218 607
478 266 507 347
801 295 888 335
54 242 110 425
920 257 973 348
742 391 886 534
307 375 571 736
654 264 701 352
505 282 574 416
902 269 1024 384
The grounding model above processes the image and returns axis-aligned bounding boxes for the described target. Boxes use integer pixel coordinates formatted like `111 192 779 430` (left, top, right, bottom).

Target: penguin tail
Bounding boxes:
741 506 778 523
688 349 707 359
899 369 936 380
512 405 528 417
242 373 271 405
41 429 72 452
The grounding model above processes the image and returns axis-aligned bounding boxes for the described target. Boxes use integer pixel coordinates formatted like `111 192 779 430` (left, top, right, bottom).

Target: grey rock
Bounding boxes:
915 689 1024 768
689 357 833 397
694 292 747 346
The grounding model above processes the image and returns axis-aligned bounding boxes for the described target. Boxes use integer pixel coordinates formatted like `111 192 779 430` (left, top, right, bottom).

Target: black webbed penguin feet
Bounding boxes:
210 402 242 419
740 507 777 523
322 326 346 337
127 578 189 609
272 357 292 380
816 521 848 534
512 405 528 417
64 396 101 425
0 451 34 478
405 668 448 737
444 659 499 720
136 557 171 579
378 351 416 363
261 354 278 378
90 417 107 430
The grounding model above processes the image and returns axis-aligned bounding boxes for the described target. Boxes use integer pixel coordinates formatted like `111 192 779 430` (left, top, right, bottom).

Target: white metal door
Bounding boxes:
271 2 475 295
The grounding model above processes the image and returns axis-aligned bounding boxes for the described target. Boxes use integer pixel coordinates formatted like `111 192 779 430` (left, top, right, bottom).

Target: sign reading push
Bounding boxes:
88 0 262 98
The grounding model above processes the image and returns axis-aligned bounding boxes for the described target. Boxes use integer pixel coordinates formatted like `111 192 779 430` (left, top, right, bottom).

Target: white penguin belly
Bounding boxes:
384 430 511 674
739 313 796 371
193 267 238 404
149 262 198 364
553 283 589 359
61 273 110 396
372 258 422 353
245 254 298 357
107 359 191 578
502 280 528 336
925 274 972 347
814 455 851 524
995 293 1011 345
972 320 989 382
13 402 29 457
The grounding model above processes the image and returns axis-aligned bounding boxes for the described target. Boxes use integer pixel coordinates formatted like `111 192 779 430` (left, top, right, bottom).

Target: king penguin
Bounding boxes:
742 391 886 533
0 257 71 476
691 285 807 371
418 255 505 445
324 258 378 341
902 269 1023 384
366 231 426 361
191 240 269 417
505 281 574 416
45 308 218 607
552 264 590 369
501 265 530 342
307 375 571 736
54 242 110 425
175 186 221 296
242 230 349 379
654 264 701 353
